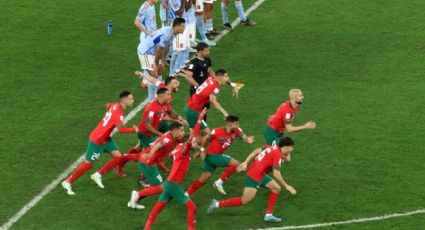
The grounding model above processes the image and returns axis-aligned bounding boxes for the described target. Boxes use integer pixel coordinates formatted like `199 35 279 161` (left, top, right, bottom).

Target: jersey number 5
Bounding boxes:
256 148 272 162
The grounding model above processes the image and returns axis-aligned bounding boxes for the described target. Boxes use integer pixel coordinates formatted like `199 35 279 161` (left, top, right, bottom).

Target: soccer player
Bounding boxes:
135 0 157 36
126 122 185 208
184 69 238 148
186 115 254 195
137 17 186 102
221 0 256 30
264 89 316 145
207 137 297 222
61 91 138 195
138 109 207 230
203 0 221 39
194 0 216 46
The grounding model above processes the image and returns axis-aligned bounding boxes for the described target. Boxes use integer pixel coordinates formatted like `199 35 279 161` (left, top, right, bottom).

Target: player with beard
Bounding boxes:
263 89 316 145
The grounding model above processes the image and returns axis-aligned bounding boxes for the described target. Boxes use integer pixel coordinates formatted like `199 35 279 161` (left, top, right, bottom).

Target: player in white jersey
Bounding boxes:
204 0 221 39
194 0 216 46
137 18 186 101
221 0 256 30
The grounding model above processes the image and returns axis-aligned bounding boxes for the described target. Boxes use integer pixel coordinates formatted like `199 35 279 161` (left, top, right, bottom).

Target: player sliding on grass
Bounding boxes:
61 91 138 195
207 137 296 223
184 68 238 149
126 122 185 209
186 115 254 195
141 109 207 230
264 89 316 145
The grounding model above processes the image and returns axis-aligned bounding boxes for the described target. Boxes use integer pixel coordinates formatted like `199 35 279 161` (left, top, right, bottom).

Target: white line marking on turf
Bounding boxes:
1 1 267 229
252 208 425 230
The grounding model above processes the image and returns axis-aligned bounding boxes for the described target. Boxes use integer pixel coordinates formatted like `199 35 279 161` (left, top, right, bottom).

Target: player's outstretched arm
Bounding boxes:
285 121 316 133
242 135 255 144
237 148 262 171
273 169 296 195
209 95 228 118
146 142 164 160
117 125 138 133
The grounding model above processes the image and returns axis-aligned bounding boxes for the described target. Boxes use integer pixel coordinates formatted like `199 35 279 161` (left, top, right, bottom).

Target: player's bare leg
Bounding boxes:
91 150 123 188
208 187 257 213
213 158 239 194
263 179 282 222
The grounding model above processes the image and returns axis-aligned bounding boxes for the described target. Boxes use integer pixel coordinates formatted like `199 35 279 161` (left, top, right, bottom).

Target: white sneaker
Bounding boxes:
61 180 75 195
202 38 216 46
90 172 105 188
213 180 226 195
127 191 145 209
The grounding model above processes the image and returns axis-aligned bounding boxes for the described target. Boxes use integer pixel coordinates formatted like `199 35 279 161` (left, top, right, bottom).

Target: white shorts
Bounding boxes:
173 25 191 51
138 53 155 70
195 0 204 12
203 0 216 4
189 23 196 43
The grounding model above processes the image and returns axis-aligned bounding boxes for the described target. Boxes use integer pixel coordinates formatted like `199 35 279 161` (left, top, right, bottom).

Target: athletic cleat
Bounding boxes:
61 180 75 195
209 29 222 35
240 19 257 26
213 181 227 195
90 172 105 188
264 214 282 222
223 22 233 30
127 191 145 209
202 38 216 46
207 198 218 214
114 165 127 177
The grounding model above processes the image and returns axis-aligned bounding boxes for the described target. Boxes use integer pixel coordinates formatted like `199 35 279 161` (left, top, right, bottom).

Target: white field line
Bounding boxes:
251 208 425 230
1 1 267 229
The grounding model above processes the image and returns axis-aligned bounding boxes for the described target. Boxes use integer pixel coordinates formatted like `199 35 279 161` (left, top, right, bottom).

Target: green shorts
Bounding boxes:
158 120 171 133
263 125 283 145
203 154 232 173
184 105 208 129
137 132 156 148
159 180 190 205
85 139 118 163
244 175 272 189
138 162 163 185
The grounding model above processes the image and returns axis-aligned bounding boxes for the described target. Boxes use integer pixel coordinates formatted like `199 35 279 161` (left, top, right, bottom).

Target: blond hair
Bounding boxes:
289 89 302 99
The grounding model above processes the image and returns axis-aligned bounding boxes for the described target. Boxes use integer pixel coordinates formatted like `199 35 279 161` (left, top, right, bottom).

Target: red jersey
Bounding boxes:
186 77 220 112
89 102 124 145
247 145 283 182
267 100 299 132
138 100 172 136
206 127 245 154
140 132 179 166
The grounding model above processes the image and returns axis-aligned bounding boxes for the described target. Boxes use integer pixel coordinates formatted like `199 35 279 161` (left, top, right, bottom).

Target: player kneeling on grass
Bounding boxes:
186 115 254 195
207 137 296 223
126 122 185 209
142 109 207 230
61 91 138 195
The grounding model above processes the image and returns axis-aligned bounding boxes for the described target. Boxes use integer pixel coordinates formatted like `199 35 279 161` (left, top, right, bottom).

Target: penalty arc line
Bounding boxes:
0 0 267 229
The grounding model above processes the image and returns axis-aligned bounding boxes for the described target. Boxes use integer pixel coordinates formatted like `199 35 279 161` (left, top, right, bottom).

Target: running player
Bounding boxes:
264 89 316 145
186 115 254 195
135 109 207 230
207 137 297 222
126 122 185 208
61 91 138 195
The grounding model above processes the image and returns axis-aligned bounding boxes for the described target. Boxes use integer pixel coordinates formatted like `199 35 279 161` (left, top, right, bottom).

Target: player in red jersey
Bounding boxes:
264 89 316 145
61 91 138 195
207 137 297 223
126 122 185 209
184 69 238 148
139 109 207 230
186 115 254 196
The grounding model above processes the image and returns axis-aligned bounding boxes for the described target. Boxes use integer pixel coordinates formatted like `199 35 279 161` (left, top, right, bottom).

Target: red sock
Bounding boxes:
186 180 204 195
144 201 167 230
185 199 197 230
218 197 243 207
67 162 93 183
98 156 123 175
137 185 163 197
219 166 237 181
266 191 279 214
123 153 140 162
127 147 139 154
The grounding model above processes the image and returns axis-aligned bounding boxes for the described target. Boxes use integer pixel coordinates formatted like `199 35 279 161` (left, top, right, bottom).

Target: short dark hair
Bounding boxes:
226 115 239 123
215 69 227 76
164 76 177 86
119 91 132 99
156 87 168 95
172 18 186 27
278 137 294 147
170 122 183 130
196 42 209 52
